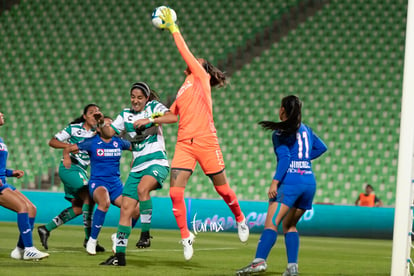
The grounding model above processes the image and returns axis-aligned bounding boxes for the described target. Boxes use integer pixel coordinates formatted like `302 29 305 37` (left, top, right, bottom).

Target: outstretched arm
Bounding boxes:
160 8 207 77
133 111 178 129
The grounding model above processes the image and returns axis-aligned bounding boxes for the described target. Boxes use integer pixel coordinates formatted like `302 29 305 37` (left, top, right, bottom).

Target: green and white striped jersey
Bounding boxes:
54 122 96 170
111 100 169 172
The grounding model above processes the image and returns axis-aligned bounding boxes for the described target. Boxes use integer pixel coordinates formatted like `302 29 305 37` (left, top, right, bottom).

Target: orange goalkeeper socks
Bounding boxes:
170 186 190 239
214 183 244 222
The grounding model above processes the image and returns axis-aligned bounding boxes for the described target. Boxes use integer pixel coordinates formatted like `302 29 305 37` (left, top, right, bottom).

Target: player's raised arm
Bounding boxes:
159 8 207 78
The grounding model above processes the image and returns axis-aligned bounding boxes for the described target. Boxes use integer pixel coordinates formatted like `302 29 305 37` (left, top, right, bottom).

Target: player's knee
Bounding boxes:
137 186 150 200
283 225 297 234
28 202 37 216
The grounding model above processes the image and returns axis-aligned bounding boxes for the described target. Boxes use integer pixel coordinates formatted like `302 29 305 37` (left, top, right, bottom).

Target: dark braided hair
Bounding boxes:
259 95 302 135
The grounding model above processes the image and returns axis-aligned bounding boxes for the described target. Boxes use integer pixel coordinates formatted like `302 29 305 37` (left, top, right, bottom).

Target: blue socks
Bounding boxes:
17 213 33 247
90 209 107 240
254 228 277 260
17 216 35 248
285 231 299 263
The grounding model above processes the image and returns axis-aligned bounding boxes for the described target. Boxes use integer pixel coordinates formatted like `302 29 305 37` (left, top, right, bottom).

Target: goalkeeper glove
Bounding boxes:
159 8 180 33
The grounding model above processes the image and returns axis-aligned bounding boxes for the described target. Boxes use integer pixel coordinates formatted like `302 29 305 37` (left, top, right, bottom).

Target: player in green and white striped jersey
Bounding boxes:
37 104 104 252
99 82 177 266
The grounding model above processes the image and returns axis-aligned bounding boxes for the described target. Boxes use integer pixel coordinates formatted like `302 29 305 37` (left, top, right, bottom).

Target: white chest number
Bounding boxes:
296 131 309 159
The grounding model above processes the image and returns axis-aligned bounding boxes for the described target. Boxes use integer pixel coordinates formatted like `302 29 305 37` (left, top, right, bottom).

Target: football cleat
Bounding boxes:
37 225 50 250
86 238 97 255
282 264 299 276
10 246 24 260
235 260 268 275
181 232 195 261
84 238 105 252
100 252 126 266
23 247 49 261
237 218 250 243
136 231 152 249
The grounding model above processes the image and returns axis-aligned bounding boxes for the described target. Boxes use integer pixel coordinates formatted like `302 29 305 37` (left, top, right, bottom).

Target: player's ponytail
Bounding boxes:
259 95 302 135
70 103 100 124
203 60 227 88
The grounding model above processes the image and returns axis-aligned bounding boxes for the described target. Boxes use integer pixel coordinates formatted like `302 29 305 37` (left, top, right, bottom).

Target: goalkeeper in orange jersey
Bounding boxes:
158 8 249 261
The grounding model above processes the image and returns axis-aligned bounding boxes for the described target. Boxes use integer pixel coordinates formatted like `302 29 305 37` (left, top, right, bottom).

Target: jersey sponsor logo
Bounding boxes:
287 168 313 175
96 148 122 157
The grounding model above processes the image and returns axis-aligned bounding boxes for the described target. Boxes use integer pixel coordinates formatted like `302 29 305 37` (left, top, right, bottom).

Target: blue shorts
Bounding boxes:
273 183 316 210
0 180 16 193
89 178 123 204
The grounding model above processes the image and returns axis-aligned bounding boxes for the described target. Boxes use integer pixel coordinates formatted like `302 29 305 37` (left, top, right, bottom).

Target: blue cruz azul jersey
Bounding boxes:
272 123 327 185
77 135 131 185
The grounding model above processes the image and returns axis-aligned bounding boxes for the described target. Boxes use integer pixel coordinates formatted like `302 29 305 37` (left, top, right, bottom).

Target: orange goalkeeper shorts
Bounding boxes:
171 135 225 175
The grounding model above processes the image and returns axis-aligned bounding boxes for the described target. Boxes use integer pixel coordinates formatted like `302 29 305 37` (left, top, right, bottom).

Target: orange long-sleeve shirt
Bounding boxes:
170 32 217 142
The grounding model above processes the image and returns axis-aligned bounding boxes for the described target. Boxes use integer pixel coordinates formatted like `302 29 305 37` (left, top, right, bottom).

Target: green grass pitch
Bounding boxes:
0 222 392 275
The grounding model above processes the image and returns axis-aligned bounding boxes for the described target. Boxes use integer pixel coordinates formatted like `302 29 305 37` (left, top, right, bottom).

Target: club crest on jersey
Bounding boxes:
113 141 118 147
97 149 105 156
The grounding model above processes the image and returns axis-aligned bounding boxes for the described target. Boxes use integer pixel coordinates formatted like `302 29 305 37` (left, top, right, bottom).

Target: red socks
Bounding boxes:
214 183 244 222
170 187 190 239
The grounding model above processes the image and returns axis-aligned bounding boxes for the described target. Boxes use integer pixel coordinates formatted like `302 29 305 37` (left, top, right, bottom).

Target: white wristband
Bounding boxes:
148 117 155 123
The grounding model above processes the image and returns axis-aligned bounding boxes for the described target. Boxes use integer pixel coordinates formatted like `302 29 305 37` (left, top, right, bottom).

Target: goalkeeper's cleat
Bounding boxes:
10 246 24 260
23 247 49 260
235 260 268 275
136 231 152 249
84 238 105 252
237 218 250 243
37 225 50 250
181 232 195 261
111 233 117 253
100 252 126 266
282 264 299 276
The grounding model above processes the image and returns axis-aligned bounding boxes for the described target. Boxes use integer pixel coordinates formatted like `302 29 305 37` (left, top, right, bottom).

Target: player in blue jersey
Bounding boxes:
38 104 105 252
0 112 49 260
236 95 327 276
63 116 141 255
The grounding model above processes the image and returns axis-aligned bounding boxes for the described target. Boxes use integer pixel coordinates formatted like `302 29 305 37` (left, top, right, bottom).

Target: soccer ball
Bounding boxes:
151 6 177 29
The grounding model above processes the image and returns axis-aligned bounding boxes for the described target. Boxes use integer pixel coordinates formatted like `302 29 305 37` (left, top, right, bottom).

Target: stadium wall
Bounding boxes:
0 191 394 239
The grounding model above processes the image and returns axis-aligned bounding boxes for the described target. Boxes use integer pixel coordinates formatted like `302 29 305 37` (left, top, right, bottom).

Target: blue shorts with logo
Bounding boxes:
89 178 123 204
271 183 316 210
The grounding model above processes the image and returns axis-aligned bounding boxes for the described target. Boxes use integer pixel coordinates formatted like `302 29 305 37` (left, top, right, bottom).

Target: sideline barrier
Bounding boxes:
0 191 394 239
